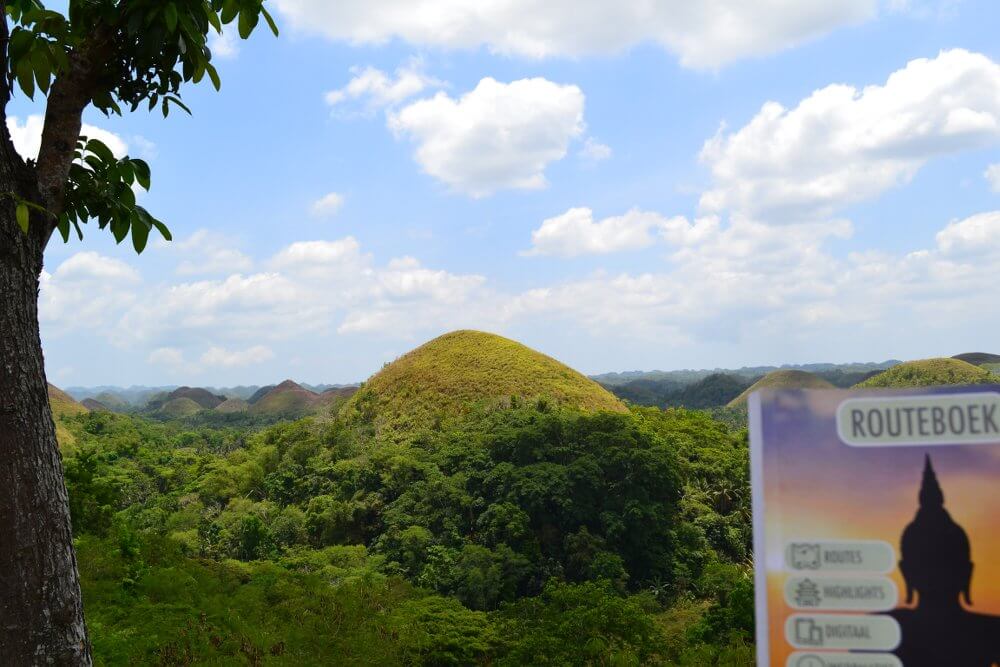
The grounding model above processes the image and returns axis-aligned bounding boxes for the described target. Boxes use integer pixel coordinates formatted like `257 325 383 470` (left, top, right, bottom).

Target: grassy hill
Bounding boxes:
157 397 204 418
81 398 110 412
49 384 88 447
952 352 1000 366
148 387 225 411
214 397 249 413
727 370 835 407
94 391 130 412
341 330 626 443
250 380 320 417
856 358 995 388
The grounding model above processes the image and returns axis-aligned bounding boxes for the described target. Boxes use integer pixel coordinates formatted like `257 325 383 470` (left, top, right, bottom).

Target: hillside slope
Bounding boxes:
856 358 995 388
49 384 88 447
342 330 627 442
727 370 835 407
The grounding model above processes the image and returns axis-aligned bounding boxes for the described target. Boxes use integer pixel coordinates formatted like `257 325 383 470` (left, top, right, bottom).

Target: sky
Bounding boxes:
16 0 1000 387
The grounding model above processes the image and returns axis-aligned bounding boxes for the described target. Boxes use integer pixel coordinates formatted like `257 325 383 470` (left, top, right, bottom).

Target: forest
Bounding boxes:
57 400 754 665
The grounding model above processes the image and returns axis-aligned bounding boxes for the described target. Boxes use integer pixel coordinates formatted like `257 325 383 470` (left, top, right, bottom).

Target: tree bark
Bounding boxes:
0 103 92 666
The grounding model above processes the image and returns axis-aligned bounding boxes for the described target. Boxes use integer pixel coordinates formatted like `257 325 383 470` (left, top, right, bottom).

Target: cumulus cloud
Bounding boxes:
311 192 346 217
524 207 667 257
273 0 876 69
37 206 1000 373
8 115 128 161
935 211 1000 256
388 77 585 196
986 164 1000 192
700 49 1000 222
39 252 140 336
170 230 254 276
326 58 444 111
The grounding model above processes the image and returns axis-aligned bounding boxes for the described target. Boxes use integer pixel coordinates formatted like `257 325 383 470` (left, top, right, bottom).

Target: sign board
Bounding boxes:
750 385 1000 667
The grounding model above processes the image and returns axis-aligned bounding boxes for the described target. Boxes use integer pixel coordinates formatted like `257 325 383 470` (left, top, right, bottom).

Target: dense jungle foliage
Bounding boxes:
58 402 754 665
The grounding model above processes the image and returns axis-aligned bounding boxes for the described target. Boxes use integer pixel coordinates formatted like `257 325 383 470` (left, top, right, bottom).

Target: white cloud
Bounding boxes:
326 59 444 110
168 230 254 276
311 192 345 217
700 49 1000 222
986 164 1000 192
39 252 140 336
935 211 1000 256
388 77 585 196
578 137 612 163
524 207 667 257
200 345 275 368
209 30 240 59
273 0 876 69
8 115 128 161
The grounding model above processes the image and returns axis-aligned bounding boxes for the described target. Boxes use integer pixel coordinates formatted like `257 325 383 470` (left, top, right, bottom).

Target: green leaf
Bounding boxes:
8 29 34 62
151 219 172 242
261 7 279 37
111 218 129 244
206 63 221 91
132 159 151 190
221 0 238 24
85 138 116 163
56 213 70 242
31 45 51 95
237 8 260 40
131 216 151 253
164 2 178 32
15 202 29 234
15 57 35 99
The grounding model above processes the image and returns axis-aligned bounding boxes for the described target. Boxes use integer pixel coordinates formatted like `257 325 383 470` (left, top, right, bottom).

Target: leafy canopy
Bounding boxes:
4 0 277 251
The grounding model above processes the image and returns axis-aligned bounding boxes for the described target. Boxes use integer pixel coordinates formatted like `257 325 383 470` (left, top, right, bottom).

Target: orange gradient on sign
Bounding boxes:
757 388 1000 666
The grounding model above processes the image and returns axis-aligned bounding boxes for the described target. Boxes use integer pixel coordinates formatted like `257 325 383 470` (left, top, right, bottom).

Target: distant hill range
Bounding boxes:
58 348 999 419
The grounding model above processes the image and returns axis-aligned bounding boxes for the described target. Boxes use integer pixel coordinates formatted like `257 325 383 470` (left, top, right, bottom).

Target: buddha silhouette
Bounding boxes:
884 455 1000 666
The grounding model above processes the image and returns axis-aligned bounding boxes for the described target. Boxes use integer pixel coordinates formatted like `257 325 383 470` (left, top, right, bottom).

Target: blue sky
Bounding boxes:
18 0 1000 386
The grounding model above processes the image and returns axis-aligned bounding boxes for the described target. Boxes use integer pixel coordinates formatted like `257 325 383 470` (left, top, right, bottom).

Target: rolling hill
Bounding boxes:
93 391 130 412
250 380 321 417
157 397 204 418
727 370 835 407
81 399 110 412
856 358 995 388
341 330 627 442
952 352 1000 366
147 386 225 411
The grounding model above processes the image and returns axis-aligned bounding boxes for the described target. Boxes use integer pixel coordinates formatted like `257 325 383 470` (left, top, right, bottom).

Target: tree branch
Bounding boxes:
35 28 112 246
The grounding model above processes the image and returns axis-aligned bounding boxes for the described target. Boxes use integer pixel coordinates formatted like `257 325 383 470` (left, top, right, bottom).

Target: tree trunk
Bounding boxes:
0 144 91 662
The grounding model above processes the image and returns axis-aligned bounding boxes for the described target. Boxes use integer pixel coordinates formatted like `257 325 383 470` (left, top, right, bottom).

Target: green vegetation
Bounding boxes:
342 330 627 444
59 383 752 664
856 357 995 388
727 370 834 407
